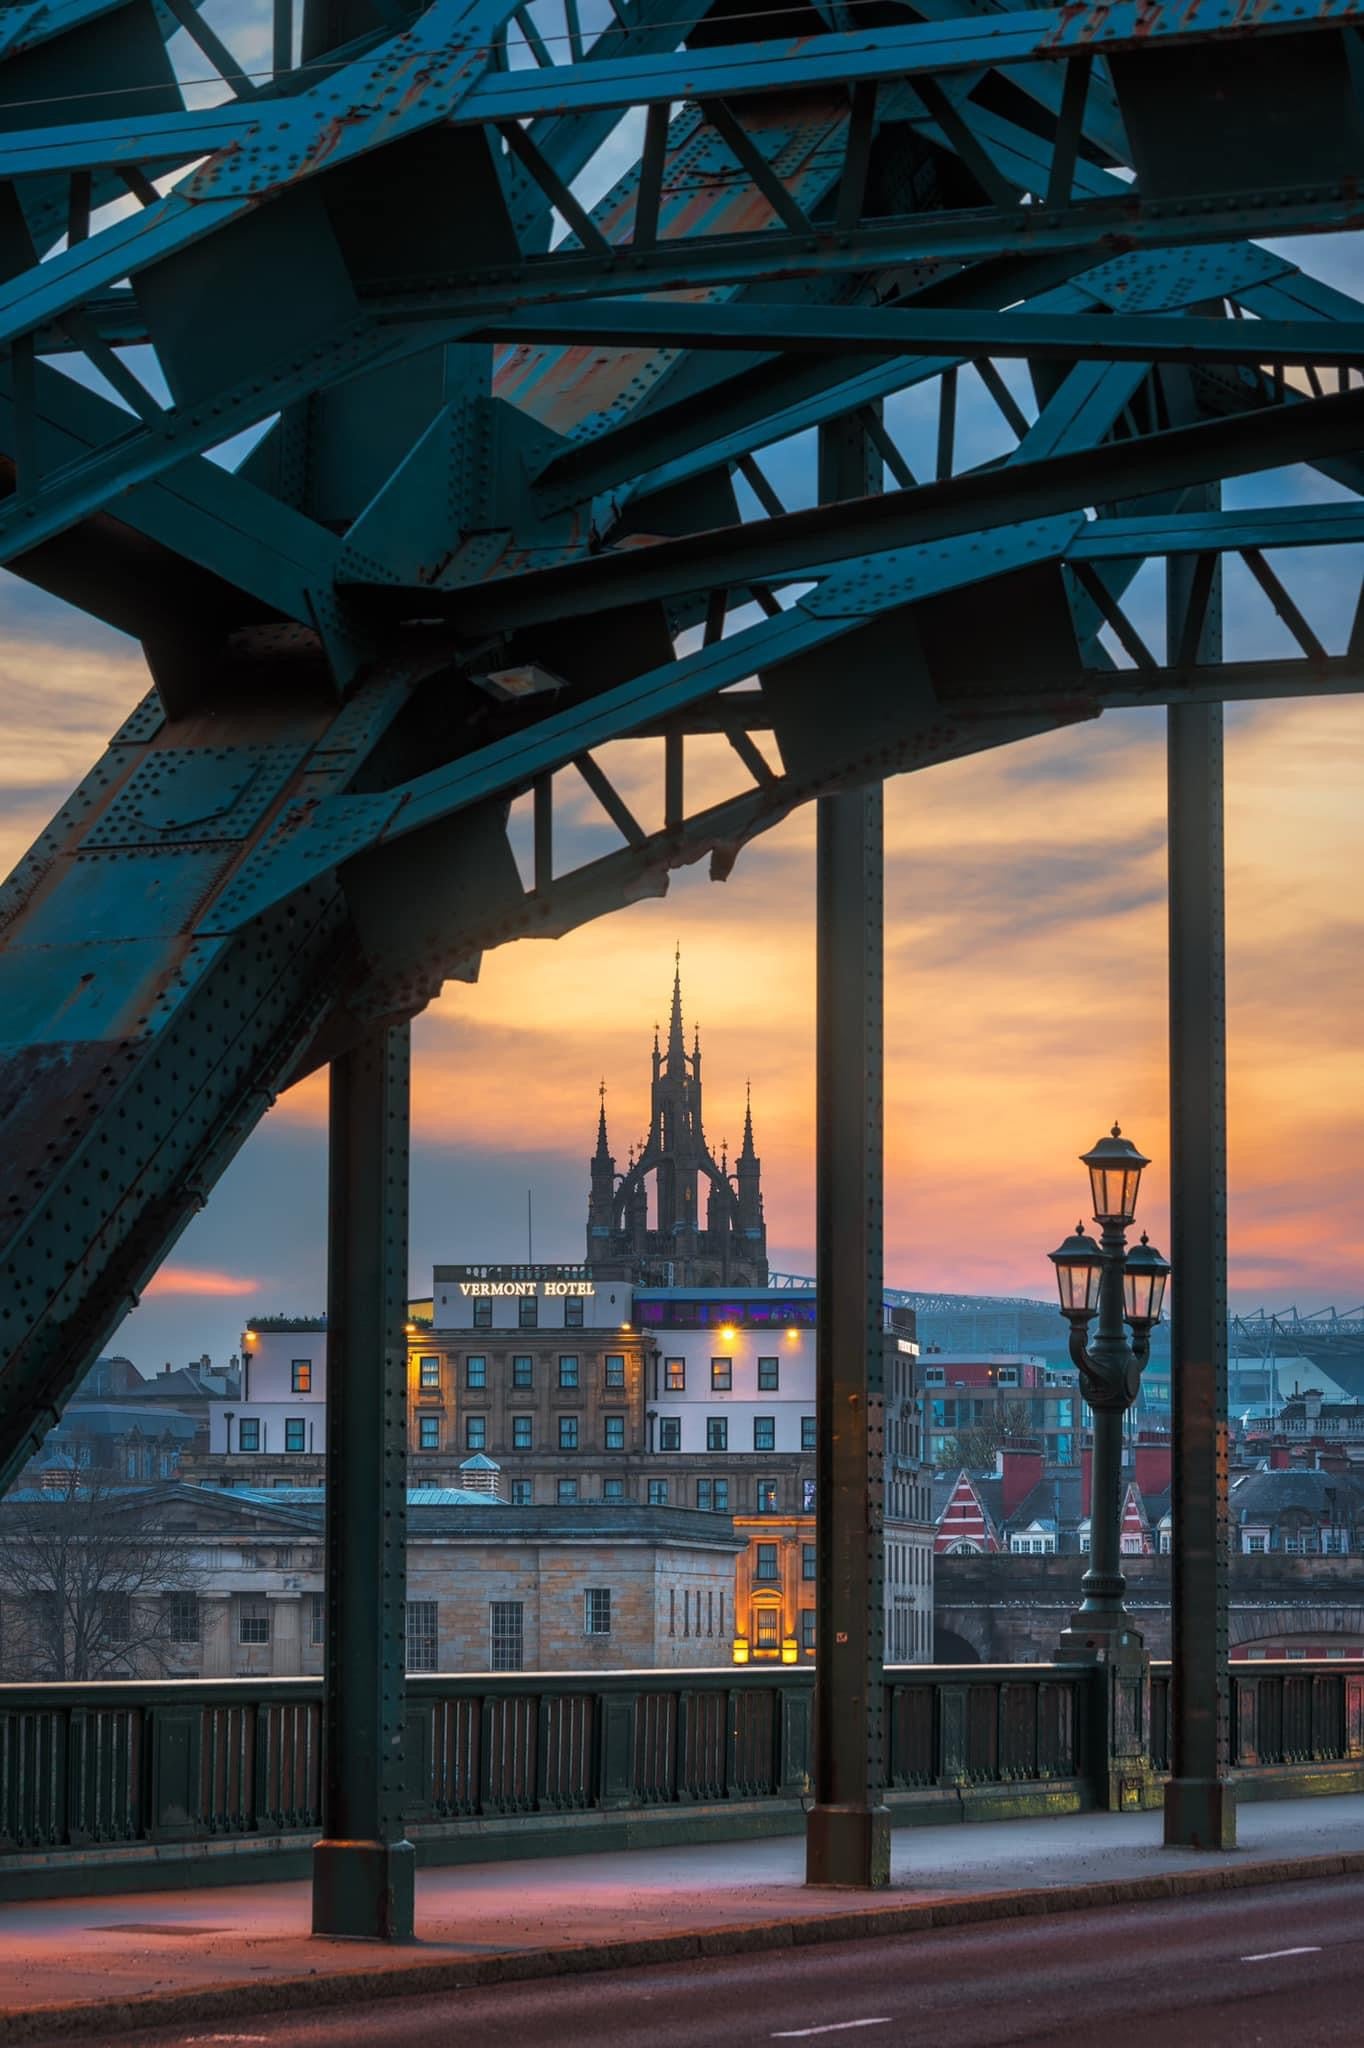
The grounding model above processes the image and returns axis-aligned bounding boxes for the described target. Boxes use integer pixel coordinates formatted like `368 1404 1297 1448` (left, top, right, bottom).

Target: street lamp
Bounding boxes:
1048 1125 1170 1652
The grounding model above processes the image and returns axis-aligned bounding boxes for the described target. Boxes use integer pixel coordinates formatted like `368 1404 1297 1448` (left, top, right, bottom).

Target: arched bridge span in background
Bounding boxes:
1 0 1363 1931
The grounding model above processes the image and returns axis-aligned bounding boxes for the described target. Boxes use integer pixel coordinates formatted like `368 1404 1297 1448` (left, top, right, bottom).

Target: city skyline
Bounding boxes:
2 555 1358 1370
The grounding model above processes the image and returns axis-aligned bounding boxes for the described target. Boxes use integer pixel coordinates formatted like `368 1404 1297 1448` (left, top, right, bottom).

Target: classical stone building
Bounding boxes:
0 1483 743 1679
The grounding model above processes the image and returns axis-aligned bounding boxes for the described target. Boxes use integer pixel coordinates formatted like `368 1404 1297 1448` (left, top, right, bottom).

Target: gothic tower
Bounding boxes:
585 955 769 1285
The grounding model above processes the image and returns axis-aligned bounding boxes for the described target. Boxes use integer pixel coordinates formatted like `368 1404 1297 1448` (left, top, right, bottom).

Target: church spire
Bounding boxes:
666 943 685 1074
594 1079 611 1160
739 1078 757 1161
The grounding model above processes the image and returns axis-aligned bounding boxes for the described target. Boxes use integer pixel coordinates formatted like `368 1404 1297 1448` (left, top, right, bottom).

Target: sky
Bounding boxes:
0 20 1360 1371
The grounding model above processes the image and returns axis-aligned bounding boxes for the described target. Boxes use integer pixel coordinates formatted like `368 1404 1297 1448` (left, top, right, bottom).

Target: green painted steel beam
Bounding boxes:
344 383 1364 626
475 298 1364 367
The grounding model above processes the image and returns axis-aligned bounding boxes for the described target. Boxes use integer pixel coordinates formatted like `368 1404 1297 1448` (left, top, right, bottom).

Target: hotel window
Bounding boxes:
511 1479 533 1505
801 1611 816 1653
603 1478 625 1504
166 1592 199 1643
711 1357 732 1391
564 1296 585 1329
512 1415 533 1450
756 1479 779 1514
406 1601 438 1672
418 1355 441 1390
238 1597 270 1646
559 1416 579 1451
707 1416 729 1452
801 1415 816 1452
802 1543 816 1581
309 1594 325 1646
490 1601 524 1671
285 1418 306 1454
697 1478 729 1514
238 1418 260 1453
665 1358 686 1392
466 1355 487 1390
755 1542 779 1583
559 1355 580 1390
291 1359 312 1393
658 1418 681 1451
513 1355 534 1389
585 1588 612 1635
757 1357 779 1392
755 1609 780 1652
924 1367 945 1387
753 1416 776 1453
466 1415 487 1452
604 1354 626 1389
604 1414 625 1451
648 1479 670 1507
419 1416 440 1451
519 1296 539 1329
473 1300 493 1329
558 1478 579 1504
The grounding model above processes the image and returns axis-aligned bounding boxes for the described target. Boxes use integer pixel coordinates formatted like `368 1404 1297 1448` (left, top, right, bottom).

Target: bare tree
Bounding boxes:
0 1467 206 1681
941 1400 1040 1474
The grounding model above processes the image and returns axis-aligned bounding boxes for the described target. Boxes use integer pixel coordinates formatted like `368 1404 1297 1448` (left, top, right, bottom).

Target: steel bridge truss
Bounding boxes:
2 0 1363 1921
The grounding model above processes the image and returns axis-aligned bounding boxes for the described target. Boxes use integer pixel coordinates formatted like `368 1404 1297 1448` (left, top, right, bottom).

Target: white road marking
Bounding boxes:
1241 1947 1322 1963
772 2023 893 2040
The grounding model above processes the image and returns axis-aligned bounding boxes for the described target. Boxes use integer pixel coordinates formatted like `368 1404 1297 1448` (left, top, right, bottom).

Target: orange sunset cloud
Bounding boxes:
142 1267 260 1299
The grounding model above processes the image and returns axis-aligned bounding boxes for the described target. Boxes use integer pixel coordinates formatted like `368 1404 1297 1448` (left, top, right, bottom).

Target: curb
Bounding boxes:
4 1847 1362 2044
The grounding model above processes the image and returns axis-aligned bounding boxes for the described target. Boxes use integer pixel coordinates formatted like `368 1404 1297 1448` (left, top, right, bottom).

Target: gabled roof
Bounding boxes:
934 1470 1001 1554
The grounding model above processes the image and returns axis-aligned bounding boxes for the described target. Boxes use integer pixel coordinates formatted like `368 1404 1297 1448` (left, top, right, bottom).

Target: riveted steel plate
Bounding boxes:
82 746 302 849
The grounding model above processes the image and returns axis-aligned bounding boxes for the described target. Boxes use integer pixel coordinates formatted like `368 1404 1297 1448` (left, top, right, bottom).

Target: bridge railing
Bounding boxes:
1149 1661 1364 1777
1 1660 1360 1897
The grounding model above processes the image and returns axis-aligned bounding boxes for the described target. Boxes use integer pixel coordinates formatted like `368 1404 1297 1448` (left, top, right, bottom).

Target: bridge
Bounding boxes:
2 0 1364 1939
936 1556 1364 1664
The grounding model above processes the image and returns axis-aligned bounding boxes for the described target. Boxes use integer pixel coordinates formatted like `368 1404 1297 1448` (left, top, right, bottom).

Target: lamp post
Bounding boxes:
1049 1126 1170 1653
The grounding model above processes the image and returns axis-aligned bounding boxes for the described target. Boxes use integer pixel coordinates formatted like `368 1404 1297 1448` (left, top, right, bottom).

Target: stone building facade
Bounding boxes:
0 1485 743 1680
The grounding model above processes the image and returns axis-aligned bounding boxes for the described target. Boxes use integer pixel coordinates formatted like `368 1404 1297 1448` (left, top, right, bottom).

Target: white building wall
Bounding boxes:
647 1325 813 1456
433 1270 633 1331
207 1329 326 1455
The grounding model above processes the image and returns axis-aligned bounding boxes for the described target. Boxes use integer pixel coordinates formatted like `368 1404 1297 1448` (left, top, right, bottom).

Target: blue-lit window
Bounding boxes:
559 1416 579 1451
753 1416 775 1452
707 1416 728 1451
757 1358 779 1391
419 1417 439 1451
801 1415 816 1451
466 1355 487 1389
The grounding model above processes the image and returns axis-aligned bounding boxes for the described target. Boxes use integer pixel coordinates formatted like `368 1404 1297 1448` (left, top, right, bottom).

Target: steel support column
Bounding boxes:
312 1022 416 1937
807 408 889 1887
1164 533 1236 1847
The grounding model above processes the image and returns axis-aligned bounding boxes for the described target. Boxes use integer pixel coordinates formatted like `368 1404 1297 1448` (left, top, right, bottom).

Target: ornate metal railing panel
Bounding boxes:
3 1662 1361 1888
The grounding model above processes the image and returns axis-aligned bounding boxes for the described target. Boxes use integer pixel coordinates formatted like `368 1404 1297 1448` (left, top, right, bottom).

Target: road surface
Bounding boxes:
77 1873 1359 2048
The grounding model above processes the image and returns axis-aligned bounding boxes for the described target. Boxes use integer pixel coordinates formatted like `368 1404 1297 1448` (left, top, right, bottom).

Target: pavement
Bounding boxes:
4 1797 1364 2044
99 1873 1364 2048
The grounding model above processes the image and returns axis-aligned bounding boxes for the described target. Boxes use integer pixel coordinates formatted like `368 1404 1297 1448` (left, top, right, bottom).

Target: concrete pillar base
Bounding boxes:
312 1838 415 1940
805 1802 891 1889
1164 1777 1238 1850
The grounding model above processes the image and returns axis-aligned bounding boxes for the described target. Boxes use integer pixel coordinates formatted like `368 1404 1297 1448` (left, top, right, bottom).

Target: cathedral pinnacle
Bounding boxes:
739 1077 757 1161
594 1078 611 1160
666 944 686 1073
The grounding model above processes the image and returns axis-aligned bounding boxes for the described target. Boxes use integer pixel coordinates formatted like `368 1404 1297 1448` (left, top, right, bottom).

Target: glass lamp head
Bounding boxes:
1081 1123 1150 1226
1123 1232 1170 1329
1048 1224 1104 1320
